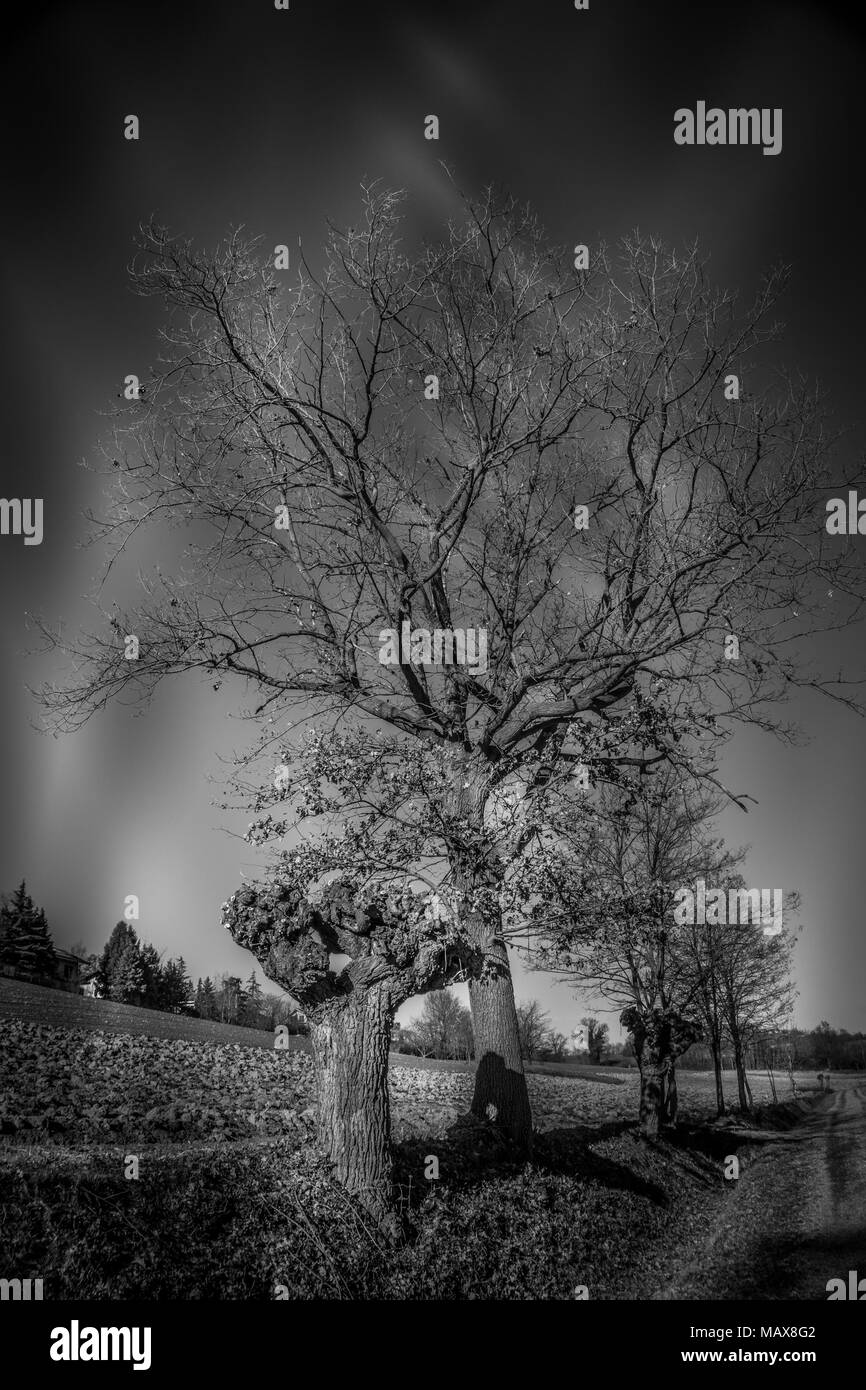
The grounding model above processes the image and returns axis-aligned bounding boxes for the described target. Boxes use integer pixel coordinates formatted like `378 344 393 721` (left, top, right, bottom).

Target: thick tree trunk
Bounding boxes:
662 1060 678 1126
638 1063 666 1135
468 937 533 1147
309 985 394 1226
443 755 533 1152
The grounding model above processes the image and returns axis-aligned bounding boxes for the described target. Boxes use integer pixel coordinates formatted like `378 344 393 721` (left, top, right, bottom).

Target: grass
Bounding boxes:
1 979 857 1299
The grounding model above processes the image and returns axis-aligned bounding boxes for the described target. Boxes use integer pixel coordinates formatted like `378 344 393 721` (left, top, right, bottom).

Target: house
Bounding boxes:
52 950 89 994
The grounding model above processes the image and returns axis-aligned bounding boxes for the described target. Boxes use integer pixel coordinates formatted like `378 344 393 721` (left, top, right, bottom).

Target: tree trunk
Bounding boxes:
468 936 533 1148
712 1043 726 1117
638 1062 666 1135
662 1060 678 1126
309 985 395 1227
444 755 532 1152
733 1037 752 1111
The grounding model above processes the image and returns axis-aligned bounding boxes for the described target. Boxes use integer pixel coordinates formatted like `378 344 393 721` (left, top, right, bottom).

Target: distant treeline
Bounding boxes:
682 1023 866 1074
0 884 306 1035
90 921 308 1034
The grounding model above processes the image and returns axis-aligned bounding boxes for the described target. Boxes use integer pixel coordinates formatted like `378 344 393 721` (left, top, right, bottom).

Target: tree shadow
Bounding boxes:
391 1112 670 1215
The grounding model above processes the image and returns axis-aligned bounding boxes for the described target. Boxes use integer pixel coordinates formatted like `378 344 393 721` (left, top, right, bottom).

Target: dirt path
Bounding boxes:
657 1086 866 1299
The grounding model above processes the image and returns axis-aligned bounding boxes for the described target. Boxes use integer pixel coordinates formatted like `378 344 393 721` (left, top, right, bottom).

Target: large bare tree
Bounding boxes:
33 177 865 1151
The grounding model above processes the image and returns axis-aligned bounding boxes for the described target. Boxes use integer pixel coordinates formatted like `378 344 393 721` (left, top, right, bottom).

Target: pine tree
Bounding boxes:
0 883 55 976
96 921 140 997
160 956 193 1014
139 942 164 1009
240 970 264 1027
217 974 244 1024
110 939 146 1002
198 976 217 1020
18 906 56 976
0 885 30 966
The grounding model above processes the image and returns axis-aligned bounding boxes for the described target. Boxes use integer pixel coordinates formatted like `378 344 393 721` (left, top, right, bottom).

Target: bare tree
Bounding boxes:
716 913 797 1112
403 988 473 1059
531 769 737 1133
543 1030 570 1061
515 998 551 1061
32 179 865 1153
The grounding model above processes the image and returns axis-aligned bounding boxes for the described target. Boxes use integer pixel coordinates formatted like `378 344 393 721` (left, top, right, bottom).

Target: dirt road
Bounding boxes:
658 1086 866 1299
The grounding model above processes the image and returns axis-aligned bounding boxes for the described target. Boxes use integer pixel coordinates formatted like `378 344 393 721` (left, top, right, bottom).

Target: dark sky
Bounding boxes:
1 0 865 1037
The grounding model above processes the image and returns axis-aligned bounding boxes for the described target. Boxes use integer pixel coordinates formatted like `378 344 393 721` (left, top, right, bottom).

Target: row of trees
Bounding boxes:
93 921 195 1012
394 993 600 1062
755 1022 866 1074
90 925 308 1032
194 972 308 1033
35 180 865 1224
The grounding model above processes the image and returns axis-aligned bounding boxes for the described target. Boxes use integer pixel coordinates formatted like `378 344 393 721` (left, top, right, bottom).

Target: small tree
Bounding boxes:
240 971 265 1027
580 1017 610 1064
96 922 140 998
531 769 732 1133
139 942 164 1009
405 989 473 1058
109 939 146 1003
516 999 552 1061
196 975 217 1019
541 1030 570 1061
717 918 797 1112
158 957 194 1014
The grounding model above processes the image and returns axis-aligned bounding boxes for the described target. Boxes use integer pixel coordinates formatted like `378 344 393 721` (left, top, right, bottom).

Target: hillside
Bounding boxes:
0 976 624 1081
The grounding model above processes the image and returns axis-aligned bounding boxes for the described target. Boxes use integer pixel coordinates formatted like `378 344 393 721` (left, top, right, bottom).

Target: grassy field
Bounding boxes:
1 976 856 1299
0 976 627 1080
0 977 304 1050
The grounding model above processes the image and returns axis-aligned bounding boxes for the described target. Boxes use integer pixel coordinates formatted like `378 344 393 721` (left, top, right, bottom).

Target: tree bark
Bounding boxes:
468 936 533 1147
309 984 395 1226
662 1060 679 1126
638 1062 666 1135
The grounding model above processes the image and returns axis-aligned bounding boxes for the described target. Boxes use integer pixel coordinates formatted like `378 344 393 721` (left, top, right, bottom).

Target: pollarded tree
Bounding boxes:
32 179 866 1147
222 872 477 1224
